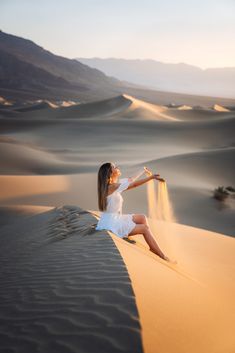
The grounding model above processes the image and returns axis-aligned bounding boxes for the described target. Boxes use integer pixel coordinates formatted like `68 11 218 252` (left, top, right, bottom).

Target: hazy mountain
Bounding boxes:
0 49 90 100
1 30 234 104
0 31 124 102
76 58 235 99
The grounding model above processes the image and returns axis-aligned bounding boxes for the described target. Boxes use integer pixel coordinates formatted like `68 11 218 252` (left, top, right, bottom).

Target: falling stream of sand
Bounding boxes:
144 173 210 283
146 172 179 264
156 181 176 222
146 173 176 223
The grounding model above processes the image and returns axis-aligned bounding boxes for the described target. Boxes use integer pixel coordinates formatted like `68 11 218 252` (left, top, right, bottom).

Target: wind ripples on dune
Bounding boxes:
0 205 144 353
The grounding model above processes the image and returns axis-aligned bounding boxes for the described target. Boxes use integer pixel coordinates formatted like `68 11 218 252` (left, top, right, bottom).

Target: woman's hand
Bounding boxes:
144 167 165 182
144 166 153 176
158 177 165 182
152 174 165 182
152 173 160 180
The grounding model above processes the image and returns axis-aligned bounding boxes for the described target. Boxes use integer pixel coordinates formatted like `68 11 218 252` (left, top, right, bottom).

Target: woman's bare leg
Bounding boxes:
132 214 150 227
128 223 168 260
128 214 176 263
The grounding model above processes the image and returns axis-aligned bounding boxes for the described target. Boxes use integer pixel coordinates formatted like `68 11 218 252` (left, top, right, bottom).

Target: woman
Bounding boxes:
95 162 171 262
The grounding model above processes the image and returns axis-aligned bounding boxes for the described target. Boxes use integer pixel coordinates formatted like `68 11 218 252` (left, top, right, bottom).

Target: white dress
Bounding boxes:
95 177 136 238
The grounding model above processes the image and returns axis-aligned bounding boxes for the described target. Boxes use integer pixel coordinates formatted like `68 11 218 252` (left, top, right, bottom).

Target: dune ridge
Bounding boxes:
1 94 234 122
108 217 235 353
213 104 230 112
122 94 180 121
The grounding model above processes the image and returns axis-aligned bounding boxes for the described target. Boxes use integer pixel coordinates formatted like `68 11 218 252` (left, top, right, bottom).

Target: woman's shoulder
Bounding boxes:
107 183 120 196
108 178 132 196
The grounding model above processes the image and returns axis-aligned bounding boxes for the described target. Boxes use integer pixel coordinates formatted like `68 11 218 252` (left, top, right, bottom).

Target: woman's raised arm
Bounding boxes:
127 167 144 182
127 174 164 190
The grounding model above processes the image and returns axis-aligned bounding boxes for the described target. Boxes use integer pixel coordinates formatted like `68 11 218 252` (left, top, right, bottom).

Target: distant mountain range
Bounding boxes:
0 30 125 102
0 30 234 104
76 58 235 99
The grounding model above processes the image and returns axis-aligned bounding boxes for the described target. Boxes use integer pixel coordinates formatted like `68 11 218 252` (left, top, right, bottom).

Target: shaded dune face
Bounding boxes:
0 206 144 353
15 100 59 112
2 95 132 120
0 138 83 175
141 147 235 188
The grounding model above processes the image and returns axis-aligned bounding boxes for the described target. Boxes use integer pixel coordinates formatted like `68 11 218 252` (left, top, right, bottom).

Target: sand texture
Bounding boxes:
0 205 143 353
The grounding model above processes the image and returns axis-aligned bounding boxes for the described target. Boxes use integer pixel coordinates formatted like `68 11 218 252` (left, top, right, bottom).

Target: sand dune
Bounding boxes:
121 86 235 109
121 94 180 121
0 204 234 353
0 94 234 235
15 99 58 112
0 204 53 227
0 94 234 124
132 148 235 235
1 106 234 162
139 147 235 188
0 88 235 353
0 175 69 205
0 108 21 118
0 96 12 106
177 104 193 110
213 104 230 112
13 94 132 120
0 206 143 353
225 105 235 111
109 218 235 353
59 100 77 107
0 139 83 175
166 107 234 121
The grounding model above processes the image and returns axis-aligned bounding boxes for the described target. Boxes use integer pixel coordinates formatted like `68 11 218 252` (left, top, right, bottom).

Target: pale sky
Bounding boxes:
0 0 234 69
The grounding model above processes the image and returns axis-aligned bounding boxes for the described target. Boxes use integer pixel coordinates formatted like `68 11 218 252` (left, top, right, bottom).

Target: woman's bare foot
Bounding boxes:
123 237 136 244
149 248 177 264
162 255 178 264
149 247 165 259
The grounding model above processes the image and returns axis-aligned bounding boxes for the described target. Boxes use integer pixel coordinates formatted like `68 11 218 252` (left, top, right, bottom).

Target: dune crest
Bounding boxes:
0 96 12 106
123 94 180 121
213 104 230 112
59 100 77 107
16 100 58 112
177 104 193 110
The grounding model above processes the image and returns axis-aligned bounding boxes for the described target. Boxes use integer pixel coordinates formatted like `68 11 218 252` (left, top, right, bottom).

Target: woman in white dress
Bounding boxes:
96 162 171 262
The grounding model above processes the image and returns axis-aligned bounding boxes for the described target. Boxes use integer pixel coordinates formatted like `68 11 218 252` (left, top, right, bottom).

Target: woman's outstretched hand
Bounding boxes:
144 166 152 176
144 167 165 182
152 174 165 182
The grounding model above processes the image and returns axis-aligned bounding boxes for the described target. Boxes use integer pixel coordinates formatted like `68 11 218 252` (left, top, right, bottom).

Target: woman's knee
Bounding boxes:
141 214 149 228
143 215 149 226
128 224 146 236
133 213 148 226
138 224 149 235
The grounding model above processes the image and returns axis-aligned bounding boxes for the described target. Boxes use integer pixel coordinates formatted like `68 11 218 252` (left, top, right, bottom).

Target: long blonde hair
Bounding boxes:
97 162 113 211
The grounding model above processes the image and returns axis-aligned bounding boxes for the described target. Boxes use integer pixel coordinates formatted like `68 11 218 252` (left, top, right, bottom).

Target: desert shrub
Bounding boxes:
225 186 235 192
213 186 230 201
